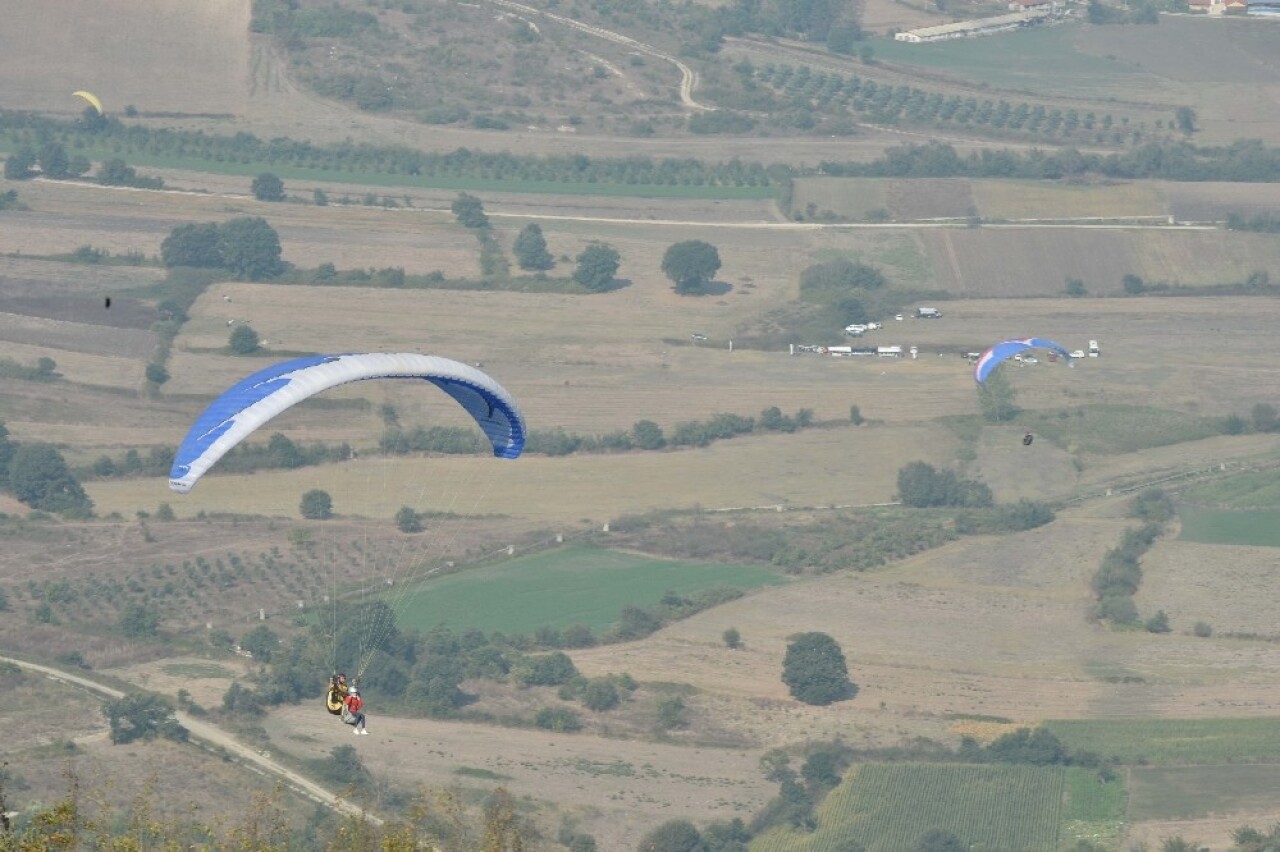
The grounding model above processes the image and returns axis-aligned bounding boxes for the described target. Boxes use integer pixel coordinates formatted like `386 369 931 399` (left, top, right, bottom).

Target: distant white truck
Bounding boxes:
1088 340 1100 358
916 307 942 319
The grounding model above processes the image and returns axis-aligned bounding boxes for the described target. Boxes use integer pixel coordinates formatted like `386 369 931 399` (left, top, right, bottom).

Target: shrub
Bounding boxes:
299 489 333 519
534 706 582 732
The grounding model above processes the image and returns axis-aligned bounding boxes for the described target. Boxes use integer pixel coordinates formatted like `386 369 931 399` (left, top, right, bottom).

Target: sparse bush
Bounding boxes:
534 706 582 732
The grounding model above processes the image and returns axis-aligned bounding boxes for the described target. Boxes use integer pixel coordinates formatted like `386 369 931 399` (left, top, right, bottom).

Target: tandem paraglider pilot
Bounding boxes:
326 673 349 716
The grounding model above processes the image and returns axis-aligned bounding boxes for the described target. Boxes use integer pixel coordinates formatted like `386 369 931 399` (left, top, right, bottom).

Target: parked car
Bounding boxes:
1070 350 1086 359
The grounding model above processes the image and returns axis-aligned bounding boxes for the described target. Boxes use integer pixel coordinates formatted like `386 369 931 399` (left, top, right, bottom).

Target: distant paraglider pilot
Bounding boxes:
1023 433 1034 446
343 687 367 734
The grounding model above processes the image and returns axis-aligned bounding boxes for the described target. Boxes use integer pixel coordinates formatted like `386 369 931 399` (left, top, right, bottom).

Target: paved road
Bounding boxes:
0 654 381 826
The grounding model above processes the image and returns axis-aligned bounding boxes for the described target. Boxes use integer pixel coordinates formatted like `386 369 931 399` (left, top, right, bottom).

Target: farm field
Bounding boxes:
792 176 1280 225
1044 717 1280 765
871 18 1280 144
387 545 787 634
752 763 1070 852
1179 467 1280 509
1175 506 1280 547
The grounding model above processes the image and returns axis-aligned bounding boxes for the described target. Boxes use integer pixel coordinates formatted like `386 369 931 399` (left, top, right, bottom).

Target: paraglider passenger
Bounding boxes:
344 687 367 734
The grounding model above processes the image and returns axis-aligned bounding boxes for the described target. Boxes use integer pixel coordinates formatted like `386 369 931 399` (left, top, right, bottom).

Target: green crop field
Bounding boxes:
873 25 1146 97
1045 717 1280 765
750 764 1066 852
1128 764 1280 822
385 545 787 634
1020 405 1220 455
1180 468 1280 510
1177 506 1280 547
1059 766 1126 850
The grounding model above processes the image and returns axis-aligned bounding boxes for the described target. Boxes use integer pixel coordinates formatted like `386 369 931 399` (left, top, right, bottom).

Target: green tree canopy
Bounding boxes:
799 258 886 296
896 461 993 508
451 192 489 228
300 488 333 519
161 222 224 268
7 443 93 515
0 420 15 486
573 243 621 292
103 694 187 745
97 158 138 185
118 602 161 638
240 625 280 661
662 240 722 294
219 216 283 280
251 172 285 201
38 141 70 179
514 223 554 271
395 505 424 533
782 632 854 705
977 368 1018 422
228 324 260 354
632 419 666 449
3 146 37 180
638 820 708 852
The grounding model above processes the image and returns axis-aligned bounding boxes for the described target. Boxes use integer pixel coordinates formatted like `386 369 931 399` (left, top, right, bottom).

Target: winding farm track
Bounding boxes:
0 654 383 827
482 0 712 111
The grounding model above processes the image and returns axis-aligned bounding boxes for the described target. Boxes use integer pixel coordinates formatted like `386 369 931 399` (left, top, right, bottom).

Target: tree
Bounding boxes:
219 217 283 280
300 489 333 519
451 192 489 228
662 240 722 294
1145 609 1172 633
632 419 666 449
1251 402 1278 433
7 443 93 515
3 146 37 180
118 602 161 638
582 679 620 711
723 627 742 649
917 829 966 852
534 706 582 732
38 142 70 179
316 745 372 788
240 625 279 661
1065 277 1087 297
977 368 1018 422
513 223 554 271
849 404 864 425
657 696 687 729
638 820 707 852
1175 106 1196 135
103 694 187 745
392 505 423 533
252 172 285 201
1122 273 1146 295
229 324 260 354
782 632 854 705
97 158 138 185
161 222 224 268
145 362 170 385
0 420 16 486
573 243 621 292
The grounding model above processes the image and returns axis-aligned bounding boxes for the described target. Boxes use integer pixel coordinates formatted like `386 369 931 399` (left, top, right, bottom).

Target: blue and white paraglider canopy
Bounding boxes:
973 337 1073 385
169 353 526 493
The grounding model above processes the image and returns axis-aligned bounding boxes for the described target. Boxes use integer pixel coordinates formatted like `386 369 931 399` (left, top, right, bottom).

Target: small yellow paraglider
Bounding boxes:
72 90 103 115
